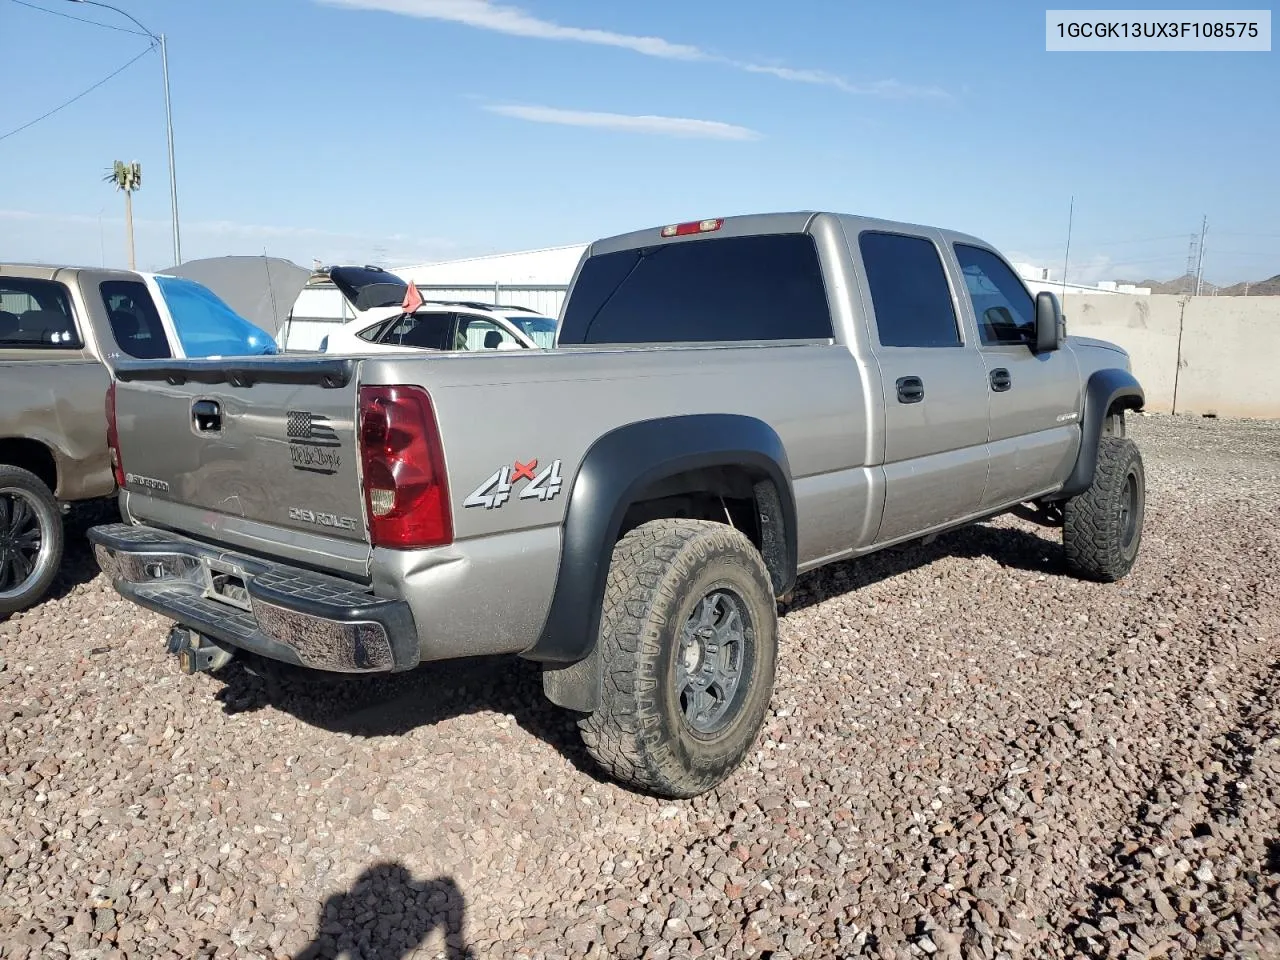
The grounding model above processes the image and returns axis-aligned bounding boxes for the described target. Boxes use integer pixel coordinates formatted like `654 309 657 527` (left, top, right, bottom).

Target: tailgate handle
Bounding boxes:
192 399 222 433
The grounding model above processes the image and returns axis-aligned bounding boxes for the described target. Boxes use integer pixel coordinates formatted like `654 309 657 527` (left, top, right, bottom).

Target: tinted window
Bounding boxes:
954 244 1036 346
0 278 80 349
859 232 960 348
100 280 172 359
380 313 454 350
558 233 832 345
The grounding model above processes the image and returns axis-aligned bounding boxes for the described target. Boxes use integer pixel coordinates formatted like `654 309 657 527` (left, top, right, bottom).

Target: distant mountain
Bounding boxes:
1113 271 1280 296
1218 274 1280 297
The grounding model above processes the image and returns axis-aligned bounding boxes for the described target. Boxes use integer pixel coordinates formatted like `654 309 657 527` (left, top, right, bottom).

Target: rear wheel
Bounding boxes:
0 465 64 615
1062 436 1145 582
578 518 778 798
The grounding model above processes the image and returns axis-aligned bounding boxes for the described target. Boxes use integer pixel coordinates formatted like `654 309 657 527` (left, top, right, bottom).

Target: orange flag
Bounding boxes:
401 280 423 313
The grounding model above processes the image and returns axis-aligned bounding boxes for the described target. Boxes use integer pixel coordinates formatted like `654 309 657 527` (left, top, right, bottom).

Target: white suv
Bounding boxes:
321 300 556 354
316 265 556 355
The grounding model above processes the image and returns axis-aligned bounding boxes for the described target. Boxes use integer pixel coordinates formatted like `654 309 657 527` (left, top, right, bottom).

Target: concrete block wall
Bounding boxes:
1061 294 1280 419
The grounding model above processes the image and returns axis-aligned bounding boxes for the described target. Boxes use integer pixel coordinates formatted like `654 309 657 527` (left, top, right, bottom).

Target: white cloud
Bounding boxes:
318 0 705 58
484 104 762 141
317 0 948 98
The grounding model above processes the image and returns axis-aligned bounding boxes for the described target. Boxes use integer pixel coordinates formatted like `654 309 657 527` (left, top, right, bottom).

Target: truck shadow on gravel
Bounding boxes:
292 861 474 959
206 518 1061 782
780 519 1063 615
210 652 615 785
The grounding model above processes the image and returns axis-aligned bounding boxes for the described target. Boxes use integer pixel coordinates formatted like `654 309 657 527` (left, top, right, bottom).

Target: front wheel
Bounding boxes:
0 465 65 615
1062 436 1145 582
578 518 779 798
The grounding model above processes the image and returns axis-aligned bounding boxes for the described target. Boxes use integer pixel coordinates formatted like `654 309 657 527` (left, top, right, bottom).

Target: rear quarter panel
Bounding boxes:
0 355 113 499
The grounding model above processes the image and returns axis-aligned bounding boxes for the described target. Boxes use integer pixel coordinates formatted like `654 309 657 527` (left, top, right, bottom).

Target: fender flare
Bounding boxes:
1054 368 1145 500
528 414 797 711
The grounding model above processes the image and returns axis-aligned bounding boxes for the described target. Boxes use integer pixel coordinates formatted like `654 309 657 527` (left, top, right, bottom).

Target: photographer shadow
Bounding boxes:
292 862 474 960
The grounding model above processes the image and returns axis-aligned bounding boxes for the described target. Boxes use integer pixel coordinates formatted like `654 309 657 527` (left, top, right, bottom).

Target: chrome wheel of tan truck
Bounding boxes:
87 211 1147 797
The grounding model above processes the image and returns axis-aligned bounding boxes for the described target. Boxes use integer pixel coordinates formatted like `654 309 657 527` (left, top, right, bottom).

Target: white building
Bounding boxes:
397 244 588 318
1013 262 1151 296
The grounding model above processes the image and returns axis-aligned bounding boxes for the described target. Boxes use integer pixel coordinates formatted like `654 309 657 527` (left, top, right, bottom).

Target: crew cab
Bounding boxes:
88 212 1147 797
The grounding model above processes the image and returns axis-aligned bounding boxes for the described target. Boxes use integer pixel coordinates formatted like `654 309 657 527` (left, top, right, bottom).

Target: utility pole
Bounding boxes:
1193 215 1207 296
1060 195 1074 301
67 1 181 265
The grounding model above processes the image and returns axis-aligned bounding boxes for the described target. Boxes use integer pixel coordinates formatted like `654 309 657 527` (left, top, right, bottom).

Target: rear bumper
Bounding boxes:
88 522 419 673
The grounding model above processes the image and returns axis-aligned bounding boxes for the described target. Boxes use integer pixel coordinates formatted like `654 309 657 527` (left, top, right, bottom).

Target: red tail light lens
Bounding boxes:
660 218 723 238
105 381 126 487
358 384 452 549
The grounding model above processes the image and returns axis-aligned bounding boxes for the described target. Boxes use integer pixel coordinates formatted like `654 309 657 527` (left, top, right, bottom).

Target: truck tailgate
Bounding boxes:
110 357 371 573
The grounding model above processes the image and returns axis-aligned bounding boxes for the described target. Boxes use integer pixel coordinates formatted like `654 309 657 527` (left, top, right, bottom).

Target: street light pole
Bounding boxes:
67 0 181 265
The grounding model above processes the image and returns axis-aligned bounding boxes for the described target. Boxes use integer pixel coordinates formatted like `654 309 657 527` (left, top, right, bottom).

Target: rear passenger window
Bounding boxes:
859 232 961 348
558 233 833 344
382 313 454 350
0 278 80 349
100 281 172 359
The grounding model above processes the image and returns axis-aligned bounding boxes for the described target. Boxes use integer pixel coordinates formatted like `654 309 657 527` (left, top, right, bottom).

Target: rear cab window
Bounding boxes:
0 278 81 349
557 233 833 344
100 280 173 360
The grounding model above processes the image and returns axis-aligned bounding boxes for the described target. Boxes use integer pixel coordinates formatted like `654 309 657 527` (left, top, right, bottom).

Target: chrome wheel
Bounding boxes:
675 589 752 736
0 487 53 600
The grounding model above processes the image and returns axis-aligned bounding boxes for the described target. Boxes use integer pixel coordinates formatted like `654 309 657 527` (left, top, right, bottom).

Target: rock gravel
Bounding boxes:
1 412 1278 959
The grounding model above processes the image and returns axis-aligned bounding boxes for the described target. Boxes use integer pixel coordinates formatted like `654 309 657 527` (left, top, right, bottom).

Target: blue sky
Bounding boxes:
2 0 1276 283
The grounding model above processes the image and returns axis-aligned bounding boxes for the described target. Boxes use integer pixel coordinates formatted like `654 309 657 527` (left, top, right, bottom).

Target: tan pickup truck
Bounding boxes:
1 261 288 614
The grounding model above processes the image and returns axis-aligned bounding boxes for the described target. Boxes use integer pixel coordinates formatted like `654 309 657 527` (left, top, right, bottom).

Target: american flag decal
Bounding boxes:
287 411 340 447
287 410 342 474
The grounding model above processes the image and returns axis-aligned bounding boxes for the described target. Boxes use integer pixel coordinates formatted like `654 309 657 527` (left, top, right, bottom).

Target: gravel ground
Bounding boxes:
2 413 1278 960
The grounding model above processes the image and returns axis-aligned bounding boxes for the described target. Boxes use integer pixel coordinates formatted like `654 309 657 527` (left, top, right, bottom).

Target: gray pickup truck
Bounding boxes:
89 211 1146 797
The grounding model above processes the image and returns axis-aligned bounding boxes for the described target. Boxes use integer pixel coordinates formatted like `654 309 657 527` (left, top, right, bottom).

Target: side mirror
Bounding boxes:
1034 291 1062 353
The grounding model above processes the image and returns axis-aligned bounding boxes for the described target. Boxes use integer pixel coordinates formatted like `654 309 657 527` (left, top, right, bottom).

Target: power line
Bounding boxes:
0 42 155 143
5 0 149 35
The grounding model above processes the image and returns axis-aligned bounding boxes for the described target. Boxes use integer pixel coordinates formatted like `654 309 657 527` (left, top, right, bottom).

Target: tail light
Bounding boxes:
661 218 722 238
358 384 452 549
105 382 126 487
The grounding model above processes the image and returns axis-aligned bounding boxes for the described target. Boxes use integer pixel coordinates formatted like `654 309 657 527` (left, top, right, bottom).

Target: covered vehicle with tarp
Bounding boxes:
157 255 311 351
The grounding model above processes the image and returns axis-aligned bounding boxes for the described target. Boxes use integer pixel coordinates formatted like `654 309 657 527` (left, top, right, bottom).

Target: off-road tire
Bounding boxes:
0 465 64 615
1062 436 1145 582
578 518 778 798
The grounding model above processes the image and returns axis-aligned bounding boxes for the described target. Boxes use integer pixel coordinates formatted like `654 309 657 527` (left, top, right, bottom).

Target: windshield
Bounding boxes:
153 275 279 356
506 314 557 348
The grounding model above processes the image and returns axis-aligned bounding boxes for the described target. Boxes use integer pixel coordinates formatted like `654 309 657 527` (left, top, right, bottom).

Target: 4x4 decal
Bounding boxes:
464 459 564 510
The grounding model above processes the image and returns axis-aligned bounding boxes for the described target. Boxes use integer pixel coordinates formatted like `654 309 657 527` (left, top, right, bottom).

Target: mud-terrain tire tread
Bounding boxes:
1062 436 1145 582
577 518 777 798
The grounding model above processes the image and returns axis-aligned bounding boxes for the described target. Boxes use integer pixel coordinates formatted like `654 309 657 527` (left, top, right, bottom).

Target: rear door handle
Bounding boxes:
896 376 924 404
989 368 1012 392
192 399 222 433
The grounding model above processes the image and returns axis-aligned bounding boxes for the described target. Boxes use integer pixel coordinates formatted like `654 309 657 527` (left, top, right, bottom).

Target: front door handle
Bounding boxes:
989 368 1012 392
192 399 222 433
896 376 925 404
